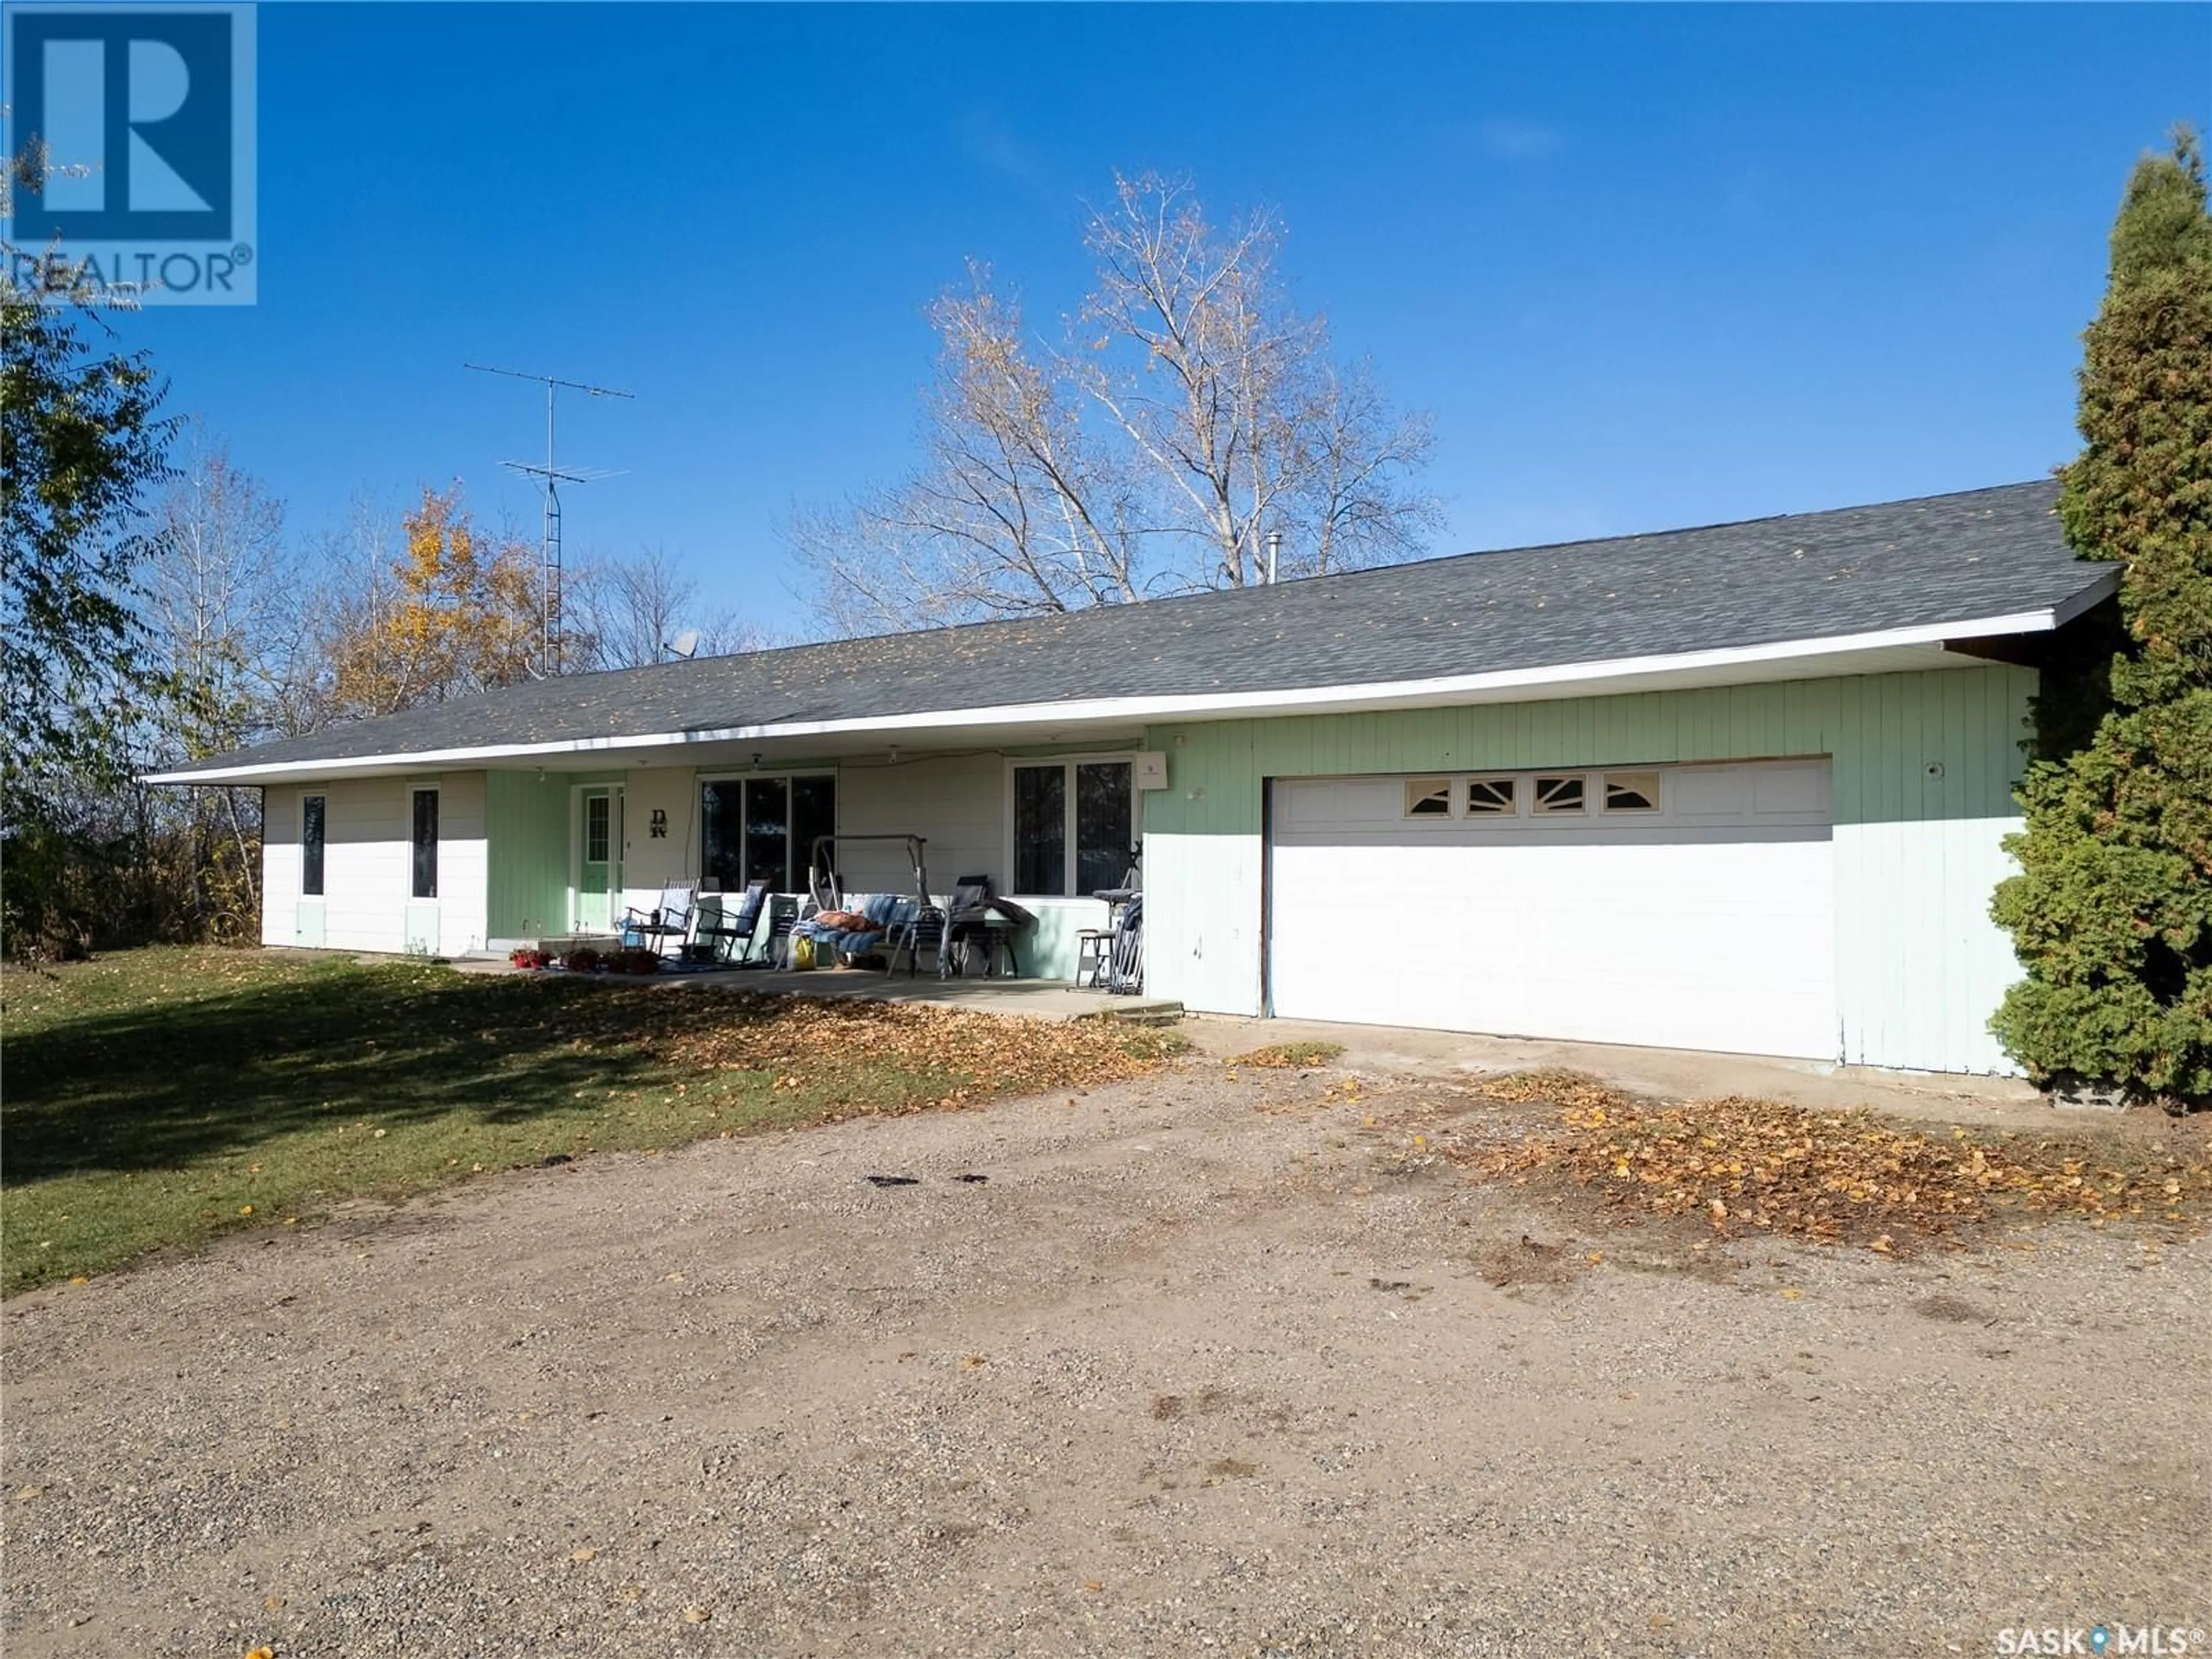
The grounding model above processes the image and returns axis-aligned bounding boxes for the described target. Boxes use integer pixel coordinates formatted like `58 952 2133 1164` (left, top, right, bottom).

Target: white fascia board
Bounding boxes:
143 604 2088 786
2048 567 2120 628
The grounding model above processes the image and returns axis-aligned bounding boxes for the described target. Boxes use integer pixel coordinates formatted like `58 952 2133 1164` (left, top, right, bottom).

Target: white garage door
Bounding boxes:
1267 759 1838 1059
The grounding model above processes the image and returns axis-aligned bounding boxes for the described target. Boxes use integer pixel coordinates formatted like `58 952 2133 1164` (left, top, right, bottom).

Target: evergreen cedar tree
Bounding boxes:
1990 130 2212 1100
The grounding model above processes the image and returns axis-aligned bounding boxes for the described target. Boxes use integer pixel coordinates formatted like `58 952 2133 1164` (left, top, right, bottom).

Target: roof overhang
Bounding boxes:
147 581 2117 786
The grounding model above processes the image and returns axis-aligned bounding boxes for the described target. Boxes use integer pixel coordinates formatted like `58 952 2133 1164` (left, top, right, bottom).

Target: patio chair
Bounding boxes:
938 876 998 980
694 880 770 965
620 881 697 959
884 897 950 978
763 894 801 968
1101 893 1145 994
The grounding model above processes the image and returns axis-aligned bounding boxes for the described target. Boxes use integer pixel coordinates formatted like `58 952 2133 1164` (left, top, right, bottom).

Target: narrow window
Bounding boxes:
1013 764 1067 895
584 794 610 862
410 789 439 899
301 794 326 896
1463 777 1516 816
1604 771 1662 813
1403 779 1452 818
1532 775 1586 815
1075 761 1134 895
791 776 836 892
744 776 790 889
701 780 743 891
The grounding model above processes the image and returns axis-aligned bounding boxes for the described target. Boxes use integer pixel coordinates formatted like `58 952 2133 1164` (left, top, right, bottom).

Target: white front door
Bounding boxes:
1266 759 1839 1060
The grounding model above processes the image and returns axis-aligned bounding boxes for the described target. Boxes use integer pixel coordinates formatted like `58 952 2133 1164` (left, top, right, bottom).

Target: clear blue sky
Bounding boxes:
130 2 2210 632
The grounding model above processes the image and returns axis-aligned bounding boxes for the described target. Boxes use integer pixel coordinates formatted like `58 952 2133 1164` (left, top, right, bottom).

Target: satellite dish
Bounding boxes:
662 630 700 661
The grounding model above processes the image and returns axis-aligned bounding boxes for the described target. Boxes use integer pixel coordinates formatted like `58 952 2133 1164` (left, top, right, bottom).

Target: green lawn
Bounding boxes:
1 946 1180 1295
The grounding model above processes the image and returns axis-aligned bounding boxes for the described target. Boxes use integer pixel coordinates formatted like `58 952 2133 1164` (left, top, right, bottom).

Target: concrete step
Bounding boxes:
1080 999 1184 1027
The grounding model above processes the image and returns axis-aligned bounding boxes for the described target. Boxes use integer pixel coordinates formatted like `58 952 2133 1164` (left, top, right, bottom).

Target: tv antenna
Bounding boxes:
464 362 633 676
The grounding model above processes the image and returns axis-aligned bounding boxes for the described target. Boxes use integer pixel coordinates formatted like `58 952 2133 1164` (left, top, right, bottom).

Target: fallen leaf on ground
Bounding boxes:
1449 1072 2212 1249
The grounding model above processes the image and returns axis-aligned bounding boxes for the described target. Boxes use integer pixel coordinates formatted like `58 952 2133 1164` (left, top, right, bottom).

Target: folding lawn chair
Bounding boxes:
621 881 698 959
1101 893 1145 994
695 880 770 965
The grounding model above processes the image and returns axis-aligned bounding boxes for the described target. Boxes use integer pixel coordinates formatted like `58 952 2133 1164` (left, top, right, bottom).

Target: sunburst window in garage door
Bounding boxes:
1464 777 1517 815
1604 772 1662 812
1533 775 1586 814
1403 779 1452 817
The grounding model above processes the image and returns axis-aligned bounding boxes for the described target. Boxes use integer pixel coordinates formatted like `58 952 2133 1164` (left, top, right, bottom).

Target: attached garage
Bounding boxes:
1266 759 1839 1060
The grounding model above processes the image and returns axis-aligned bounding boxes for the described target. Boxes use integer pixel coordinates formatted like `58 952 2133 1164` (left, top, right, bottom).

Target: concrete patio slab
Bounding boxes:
453 955 1179 1023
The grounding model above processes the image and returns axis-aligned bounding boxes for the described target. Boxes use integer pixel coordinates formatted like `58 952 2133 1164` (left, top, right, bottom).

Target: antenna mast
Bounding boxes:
464 363 632 676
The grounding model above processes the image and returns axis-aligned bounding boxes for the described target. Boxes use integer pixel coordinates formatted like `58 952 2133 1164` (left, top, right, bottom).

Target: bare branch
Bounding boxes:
789 175 1439 629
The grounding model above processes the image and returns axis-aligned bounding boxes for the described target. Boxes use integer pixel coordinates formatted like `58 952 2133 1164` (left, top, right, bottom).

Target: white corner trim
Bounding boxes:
143 605 2088 786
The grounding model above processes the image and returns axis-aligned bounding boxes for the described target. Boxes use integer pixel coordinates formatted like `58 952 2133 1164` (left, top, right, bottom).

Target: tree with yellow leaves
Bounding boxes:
323 486 543 719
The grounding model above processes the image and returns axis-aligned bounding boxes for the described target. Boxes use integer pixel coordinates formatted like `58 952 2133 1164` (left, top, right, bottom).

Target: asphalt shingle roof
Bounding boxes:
170 480 2111 775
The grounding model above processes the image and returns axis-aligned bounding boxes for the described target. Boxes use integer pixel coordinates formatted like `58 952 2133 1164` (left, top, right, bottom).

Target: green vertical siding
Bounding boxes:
1140 665 2037 1073
484 770 572 940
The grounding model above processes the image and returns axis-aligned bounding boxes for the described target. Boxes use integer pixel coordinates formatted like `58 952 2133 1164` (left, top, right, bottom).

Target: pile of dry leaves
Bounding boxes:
1451 1070 2211 1247
1225 1040 1346 1070
643 993 1179 1116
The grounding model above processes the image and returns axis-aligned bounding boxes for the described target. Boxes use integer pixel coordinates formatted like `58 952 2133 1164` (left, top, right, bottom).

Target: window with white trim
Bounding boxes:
1532 775 1586 815
1011 759 1134 896
1463 777 1517 816
301 793 326 896
1604 771 1662 813
1403 779 1452 818
701 775 835 892
410 787 439 899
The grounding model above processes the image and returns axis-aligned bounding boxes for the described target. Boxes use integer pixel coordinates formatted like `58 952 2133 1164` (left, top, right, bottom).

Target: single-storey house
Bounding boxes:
151 480 2115 1075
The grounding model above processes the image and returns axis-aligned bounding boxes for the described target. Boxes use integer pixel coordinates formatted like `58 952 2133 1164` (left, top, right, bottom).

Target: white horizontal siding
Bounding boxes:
435 771 489 957
260 772 488 956
616 768 690 921
317 778 407 952
838 753 1003 896
260 788 298 945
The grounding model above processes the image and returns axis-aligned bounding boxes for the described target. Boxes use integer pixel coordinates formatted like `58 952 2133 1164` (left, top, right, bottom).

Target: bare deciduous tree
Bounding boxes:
792 172 1438 635
567 544 768 668
138 430 304 936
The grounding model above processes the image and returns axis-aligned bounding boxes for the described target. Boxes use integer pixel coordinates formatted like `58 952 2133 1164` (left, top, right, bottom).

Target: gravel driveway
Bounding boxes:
5 1060 2207 1658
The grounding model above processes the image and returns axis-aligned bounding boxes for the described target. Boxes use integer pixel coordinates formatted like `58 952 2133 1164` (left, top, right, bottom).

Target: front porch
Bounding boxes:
480 743 1155 987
